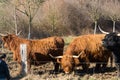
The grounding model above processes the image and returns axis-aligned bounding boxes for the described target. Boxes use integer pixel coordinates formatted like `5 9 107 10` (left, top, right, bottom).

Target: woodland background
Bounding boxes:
0 0 120 38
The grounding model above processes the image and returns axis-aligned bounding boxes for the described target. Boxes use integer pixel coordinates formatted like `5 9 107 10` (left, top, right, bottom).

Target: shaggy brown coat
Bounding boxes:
2 34 64 74
57 34 112 73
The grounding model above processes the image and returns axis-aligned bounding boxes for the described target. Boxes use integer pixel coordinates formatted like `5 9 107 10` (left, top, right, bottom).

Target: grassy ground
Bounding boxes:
1 36 120 80
9 62 119 80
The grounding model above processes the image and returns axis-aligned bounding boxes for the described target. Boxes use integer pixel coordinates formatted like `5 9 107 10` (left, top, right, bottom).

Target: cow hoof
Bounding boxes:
94 68 101 73
50 70 59 74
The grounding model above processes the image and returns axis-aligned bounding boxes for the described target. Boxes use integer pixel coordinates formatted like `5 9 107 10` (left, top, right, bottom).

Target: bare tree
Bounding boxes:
47 0 57 35
13 6 18 35
12 0 44 39
85 0 102 34
101 0 120 32
41 0 66 36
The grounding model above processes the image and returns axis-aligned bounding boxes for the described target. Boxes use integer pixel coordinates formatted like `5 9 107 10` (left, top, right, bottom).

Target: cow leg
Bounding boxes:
52 59 59 74
95 63 101 73
82 63 89 73
102 63 107 68
100 63 107 72
54 62 59 73
102 63 107 69
116 63 120 78
81 58 90 73
110 55 113 67
27 58 31 74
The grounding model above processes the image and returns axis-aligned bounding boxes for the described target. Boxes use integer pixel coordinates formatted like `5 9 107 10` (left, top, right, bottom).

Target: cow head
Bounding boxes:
49 51 83 73
102 32 120 51
0 34 17 50
59 54 75 73
98 26 120 50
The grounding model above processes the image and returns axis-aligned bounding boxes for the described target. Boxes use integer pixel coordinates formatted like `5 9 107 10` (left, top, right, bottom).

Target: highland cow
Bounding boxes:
51 34 113 73
1 34 64 74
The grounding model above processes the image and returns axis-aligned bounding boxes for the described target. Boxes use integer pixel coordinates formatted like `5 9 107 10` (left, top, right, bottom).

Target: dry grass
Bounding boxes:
5 51 119 80
1 36 119 80
8 61 119 80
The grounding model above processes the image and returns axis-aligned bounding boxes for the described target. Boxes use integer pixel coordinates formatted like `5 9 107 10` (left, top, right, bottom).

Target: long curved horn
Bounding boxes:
72 51 84 58
98 25 109 34
0 33 6 36
49 54 63 59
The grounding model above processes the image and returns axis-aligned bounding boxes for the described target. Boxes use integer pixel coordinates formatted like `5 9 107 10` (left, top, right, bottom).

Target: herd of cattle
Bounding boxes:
0 27 120 77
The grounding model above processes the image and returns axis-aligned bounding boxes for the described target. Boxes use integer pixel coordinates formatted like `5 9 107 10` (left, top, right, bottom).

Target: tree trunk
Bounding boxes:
113 21 115 32
94 21 97 34
28 17 32 39
14 6 18 35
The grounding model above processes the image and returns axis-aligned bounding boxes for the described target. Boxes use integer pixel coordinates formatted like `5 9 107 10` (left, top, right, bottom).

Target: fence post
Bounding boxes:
20 44 27 75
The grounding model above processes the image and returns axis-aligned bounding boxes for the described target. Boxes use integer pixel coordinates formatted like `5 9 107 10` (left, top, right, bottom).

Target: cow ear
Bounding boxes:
57 58 61 63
